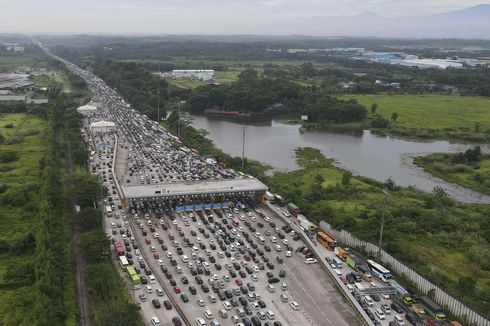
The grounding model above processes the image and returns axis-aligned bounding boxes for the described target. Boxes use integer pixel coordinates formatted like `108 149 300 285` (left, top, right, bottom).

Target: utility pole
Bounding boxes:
157 90 160 123
377 189 389 260
177 101 181 137
241 125 246 170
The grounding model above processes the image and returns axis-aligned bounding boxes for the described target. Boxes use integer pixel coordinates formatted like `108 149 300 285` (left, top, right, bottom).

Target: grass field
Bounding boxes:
340 94 490 141
0 113 46 323
269 147 490 314
414 153 490 196
0 55 37 73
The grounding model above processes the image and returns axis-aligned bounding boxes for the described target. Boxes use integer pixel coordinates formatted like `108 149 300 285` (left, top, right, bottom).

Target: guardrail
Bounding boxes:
264 203 374 326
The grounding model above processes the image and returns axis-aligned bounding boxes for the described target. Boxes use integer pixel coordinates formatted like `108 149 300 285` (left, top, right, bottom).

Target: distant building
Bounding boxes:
77 104 98 115
90 120 116 134
398 59 463 69
375 80 401 89
172 70 214 81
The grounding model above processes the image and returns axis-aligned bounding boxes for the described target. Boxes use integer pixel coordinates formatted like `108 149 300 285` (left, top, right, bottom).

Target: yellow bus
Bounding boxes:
316 231 337 251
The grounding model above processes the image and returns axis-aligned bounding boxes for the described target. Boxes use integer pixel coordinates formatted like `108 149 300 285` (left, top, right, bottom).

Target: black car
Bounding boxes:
190 268 197 275
218 291 226 301
195 276 203 284
140 275 148 284
170 279 177 286
225 290 233 299
268 277 280 284
165 272 173 280
390 302 404 314
189 286 197 295
239 296 248 306
170 259 177 267
181 276 189 284
242 317 252 326
251 316 261 326
152 299 161 308
279 270 286 278
209 256 216 263
230 298 239 307
201 284 210 293
160 265 168 273
239 270 246 278
258 300 266 308
264 246 271 252
267 262 275 270
240 286 248 294
176 247 184 255
244 305 253 316
276 257 283 264
180 294 189 303
144 268 152 275
139 261 146 269
247 283 255 291
164 300 172 310
161 244 168 250
215 263 222 270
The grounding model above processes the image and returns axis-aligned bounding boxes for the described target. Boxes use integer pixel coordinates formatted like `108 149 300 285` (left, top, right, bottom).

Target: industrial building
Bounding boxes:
77 104 98 115
90 120 115 134
172 69 214 81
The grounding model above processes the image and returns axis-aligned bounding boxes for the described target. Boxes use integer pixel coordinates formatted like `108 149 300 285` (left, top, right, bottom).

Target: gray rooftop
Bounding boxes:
123 178 268 200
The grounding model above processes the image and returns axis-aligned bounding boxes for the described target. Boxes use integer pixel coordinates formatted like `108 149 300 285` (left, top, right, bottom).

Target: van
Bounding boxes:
258 236 265 244
364 295 374 307
266 285 275 293
289 301 300 310
236 308 245 317
204 309 214 319
346 284 354 293
146 285 153 294
405 313 417 325
210 321 220 326
266 310 275 320
151 316 161 326
393 315 405 326
375 309 385 320
332 257 343 268
354 283 365 291
219 309 228 318
196 318 206 326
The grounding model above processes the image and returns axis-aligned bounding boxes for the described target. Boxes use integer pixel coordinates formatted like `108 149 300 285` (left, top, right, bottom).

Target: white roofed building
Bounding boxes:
90 120 115 134
77 104 98 115
172 70 214 81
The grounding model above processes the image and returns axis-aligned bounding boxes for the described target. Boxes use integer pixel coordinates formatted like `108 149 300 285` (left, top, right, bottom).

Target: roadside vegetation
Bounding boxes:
414 147 490 196
269 147 490 315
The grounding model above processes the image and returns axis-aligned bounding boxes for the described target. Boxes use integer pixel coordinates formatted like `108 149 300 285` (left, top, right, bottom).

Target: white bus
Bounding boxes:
367 260 392 283
105 205 113 216
119 255 129 267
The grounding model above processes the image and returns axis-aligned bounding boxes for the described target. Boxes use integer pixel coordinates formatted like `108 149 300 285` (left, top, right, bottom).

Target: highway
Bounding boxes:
40 42 367 326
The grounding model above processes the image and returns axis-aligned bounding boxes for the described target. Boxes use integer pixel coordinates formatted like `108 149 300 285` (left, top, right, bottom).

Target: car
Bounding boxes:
153 253 159 259
152 299 161 308
164 300 172 310
138 293 147 302
156 288 164 296
201 284 210 293
172 316 183 326
197 298 205 307
189 286 197 295
257 300 266 308
173 286 181 294
180 294 189 303
305 258 318 264
145 238 151 244
236 279 243 286
279 270 286 277
390 302 404 314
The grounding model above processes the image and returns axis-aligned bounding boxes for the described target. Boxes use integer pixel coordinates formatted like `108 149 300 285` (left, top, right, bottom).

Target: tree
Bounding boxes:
391 112 398 122
341 171 352 185
457 276 476 295
95 300 141 326
371 116 390 128
474 121 481 133
314 174 325 185
371 103 378 114
0 132 5 144
78 207 103 232
80 229 109 263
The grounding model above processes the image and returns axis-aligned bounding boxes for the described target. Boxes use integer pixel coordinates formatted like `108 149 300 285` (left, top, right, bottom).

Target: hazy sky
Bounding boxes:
0 0 486 34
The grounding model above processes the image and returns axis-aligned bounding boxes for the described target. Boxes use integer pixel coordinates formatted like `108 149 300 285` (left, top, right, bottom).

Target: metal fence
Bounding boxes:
319 221 489 326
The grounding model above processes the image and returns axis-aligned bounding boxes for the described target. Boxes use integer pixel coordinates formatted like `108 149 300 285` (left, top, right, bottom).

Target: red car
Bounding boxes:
243 255 251 262
173 286 181 294
339 276 348 285
178 231 185 237
145 238 151 244
153 253 159 259
235 279 243 286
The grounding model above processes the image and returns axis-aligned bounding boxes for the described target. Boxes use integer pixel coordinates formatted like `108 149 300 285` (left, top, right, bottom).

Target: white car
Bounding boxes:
166 251 173 258
282 239 289 245
285 250 292 257
157 259 164 266
289 301 300 310
223 301 232 310
305 258 318 264
270 236 277 243
197 299 205 307
264 216 270 222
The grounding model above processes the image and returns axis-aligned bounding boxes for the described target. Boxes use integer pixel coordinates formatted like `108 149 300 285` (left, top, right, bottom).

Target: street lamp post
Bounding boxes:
241 125 246 170
177 101 181 137
377 189 389 260
157 90 160 123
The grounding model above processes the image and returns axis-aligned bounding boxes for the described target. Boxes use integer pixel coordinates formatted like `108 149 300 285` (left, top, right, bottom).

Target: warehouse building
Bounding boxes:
172 70 214 81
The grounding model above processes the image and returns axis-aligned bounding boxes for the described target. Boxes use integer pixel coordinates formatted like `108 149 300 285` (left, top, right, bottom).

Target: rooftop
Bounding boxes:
123 178 268 200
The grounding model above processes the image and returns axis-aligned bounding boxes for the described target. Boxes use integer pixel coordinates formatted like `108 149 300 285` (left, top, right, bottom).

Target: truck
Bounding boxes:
346 254 372 282
334 247 349 261
391 281 413 306
419 296 447 323
287 203 301 217
114 241 125 256
411 303 428 320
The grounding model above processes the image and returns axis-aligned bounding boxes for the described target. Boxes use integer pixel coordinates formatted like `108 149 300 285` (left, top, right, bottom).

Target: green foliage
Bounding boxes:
371 103 378 114
371 115 390 128
80 229 109 263
74 173 108 208
0 151 19 163
78 207 103 232
391 112 398 121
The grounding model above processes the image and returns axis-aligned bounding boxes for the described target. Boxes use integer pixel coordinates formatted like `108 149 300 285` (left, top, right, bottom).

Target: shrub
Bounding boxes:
0 151 19 163
371 116 390 128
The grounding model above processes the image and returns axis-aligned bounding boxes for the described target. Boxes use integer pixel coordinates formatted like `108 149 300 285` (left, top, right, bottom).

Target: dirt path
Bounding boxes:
64 122 92 326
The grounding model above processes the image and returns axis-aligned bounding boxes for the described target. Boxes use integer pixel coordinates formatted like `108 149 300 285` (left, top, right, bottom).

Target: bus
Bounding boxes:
317 231 337 250
126 266 141 286
419 296 447 322
231 218 239 227
119 255 129 267
114 241 125 256
367 260 392 283
105 205 113 216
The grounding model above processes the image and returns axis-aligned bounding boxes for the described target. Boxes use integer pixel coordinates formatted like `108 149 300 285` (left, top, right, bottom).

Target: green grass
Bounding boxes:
0 55 36 73
214 70 240 83
414 153 490 196
169 79 206 89
0 113 46 323
341 94 490 141
269 147 490 315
